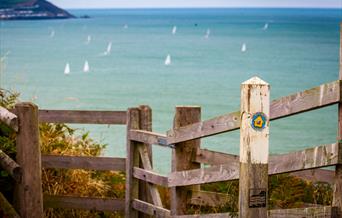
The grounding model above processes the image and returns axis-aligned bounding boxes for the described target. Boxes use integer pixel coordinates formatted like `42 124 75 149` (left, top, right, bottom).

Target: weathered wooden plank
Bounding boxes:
269 206 338 218
132 199 171 218
41 155 126 171
137 144 163 207
194 148 239 166
269 143 339 175
173 207 338 218
173 212 234 218
38 110 126 124
133 167 168 187
333 22 342 218
15 102 43 218
169 143 339 187
0 192 20 218
125 108 140 218
138 105 153 218
171 106 201 216
0 149 21 182
168 163 239 187
130 130 169 147
167 80 340 144
167 111 240 145
239 77 269 218
0 106 18 132
43 195 125 212
189 190 232 207
270 80 340 120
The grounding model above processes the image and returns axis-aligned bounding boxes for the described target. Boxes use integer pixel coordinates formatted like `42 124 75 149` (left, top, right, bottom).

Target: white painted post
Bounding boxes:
239 77 270 218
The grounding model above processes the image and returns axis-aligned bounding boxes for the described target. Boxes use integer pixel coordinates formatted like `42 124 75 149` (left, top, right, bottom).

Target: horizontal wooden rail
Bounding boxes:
129 130 171 148
38 110 127 124
132 199 171 217
194 148 239 165
0 150 21 182
269 206 338 218
167 80 341 144
41 155 126 171
290 169 334 184
173 206 338 218
0 192 20 218
0 106 18 132
43 195 125 212
133 167 169 187
169 143 339 187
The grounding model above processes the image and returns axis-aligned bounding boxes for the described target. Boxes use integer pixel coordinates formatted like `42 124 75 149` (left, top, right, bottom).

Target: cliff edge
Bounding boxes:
0 0 75 20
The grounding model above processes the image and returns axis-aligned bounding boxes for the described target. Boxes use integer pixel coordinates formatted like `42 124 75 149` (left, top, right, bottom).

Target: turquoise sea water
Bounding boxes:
0 8 341 174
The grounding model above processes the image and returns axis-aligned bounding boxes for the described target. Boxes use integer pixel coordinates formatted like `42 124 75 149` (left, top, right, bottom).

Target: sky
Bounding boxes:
50 0 341 9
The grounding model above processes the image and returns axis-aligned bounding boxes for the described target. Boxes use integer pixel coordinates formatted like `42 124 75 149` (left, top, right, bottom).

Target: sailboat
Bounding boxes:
172 26 177 35
263 23 269 30
241 43 247 52
104 42 112 55
50 29 55 38
123 24 128 29
64 63 70 75
83 60 89 73
164 54 171 66
205 29 210 39
86 35 92 44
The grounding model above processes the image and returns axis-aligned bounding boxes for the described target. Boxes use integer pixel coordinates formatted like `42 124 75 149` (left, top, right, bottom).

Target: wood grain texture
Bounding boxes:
171 106 201 216
138 105 153 218
268 206 338 218
125 108 140 218
290 169 334 184
133 167 168 187
38 109 126 124
0 191 20 218
173 212 235 218
43 195 125 211
14 102 43 218
194 148 239 166
167 80 340 144
137 144 163 207
132 199 171 218
333 22 342 218
0 149 21 182
0 106 18 131
41 155 125 171
168 163 239 187
130 129 168 147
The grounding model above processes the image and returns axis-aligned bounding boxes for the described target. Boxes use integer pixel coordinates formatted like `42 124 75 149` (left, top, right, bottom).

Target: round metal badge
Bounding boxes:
251 112 267 131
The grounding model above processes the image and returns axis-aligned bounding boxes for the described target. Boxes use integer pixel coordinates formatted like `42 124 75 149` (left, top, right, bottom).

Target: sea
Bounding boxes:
0 8 341 174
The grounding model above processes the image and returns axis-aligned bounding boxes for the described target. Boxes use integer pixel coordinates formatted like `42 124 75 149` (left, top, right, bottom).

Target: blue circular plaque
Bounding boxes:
251 112 267 131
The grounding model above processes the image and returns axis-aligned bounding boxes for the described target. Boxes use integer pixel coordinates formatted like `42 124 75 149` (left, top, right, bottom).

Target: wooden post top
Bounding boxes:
241 76 269 86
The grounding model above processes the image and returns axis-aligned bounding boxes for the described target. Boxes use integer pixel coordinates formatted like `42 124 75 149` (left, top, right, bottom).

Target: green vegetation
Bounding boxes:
0 88 333 217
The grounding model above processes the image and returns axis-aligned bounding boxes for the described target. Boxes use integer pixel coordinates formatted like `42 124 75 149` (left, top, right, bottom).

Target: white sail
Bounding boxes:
164 54 171 66
104 42 112 55
50 29 55 38
205 29 210 39
83 60 90 73
64 63 70 75
172 26 177 35
124 24 128 29
241 43 247 52
263 23 269 30
86 35 92 44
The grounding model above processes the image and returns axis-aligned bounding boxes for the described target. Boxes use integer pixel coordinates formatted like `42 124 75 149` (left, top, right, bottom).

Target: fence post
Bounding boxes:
171 106 201 216
14 102 43 218
239 77 270 218
139 105 153 217
125 108 140 218
333 22 342 217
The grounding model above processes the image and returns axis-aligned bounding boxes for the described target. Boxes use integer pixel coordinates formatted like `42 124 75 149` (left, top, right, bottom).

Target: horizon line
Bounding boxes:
63 6 341 10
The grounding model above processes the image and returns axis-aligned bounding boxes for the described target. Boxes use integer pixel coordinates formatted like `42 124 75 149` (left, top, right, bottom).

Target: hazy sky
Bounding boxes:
50 0 341 9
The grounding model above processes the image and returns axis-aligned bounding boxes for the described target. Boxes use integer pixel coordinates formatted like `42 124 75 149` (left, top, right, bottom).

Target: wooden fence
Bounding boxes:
0 24 341 218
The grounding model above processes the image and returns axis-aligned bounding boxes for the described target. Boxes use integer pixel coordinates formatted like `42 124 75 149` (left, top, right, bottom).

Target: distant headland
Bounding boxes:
0 0 75 20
